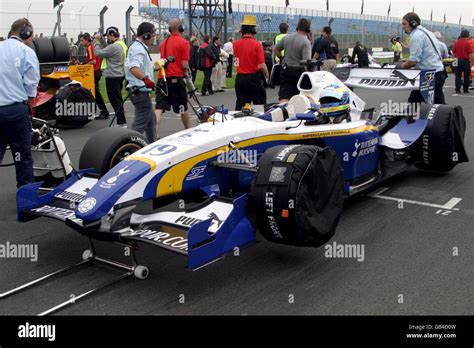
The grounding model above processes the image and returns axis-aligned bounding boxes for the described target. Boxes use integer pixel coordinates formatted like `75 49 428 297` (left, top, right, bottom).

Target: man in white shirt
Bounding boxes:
223 38 234 77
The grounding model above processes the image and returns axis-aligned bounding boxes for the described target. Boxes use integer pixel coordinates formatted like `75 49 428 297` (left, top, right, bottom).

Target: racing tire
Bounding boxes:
413 104 468 172
54 84 96 127
51 37 71 62
79 127 149 176
248 145 345 247
33 38 54 64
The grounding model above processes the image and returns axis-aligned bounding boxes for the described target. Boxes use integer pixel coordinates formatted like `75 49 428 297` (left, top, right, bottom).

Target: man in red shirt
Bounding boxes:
155 18 191 137
233 15 269 111
452 29 473 93
80 33 109 118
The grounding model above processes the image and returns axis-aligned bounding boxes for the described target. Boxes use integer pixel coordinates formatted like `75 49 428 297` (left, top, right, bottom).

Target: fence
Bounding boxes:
141 0 472 49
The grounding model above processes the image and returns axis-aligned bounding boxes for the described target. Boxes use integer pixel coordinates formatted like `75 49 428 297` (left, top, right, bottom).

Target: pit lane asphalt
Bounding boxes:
0 75 473 315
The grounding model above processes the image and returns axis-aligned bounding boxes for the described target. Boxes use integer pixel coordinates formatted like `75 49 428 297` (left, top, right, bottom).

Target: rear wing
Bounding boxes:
335 68 436 104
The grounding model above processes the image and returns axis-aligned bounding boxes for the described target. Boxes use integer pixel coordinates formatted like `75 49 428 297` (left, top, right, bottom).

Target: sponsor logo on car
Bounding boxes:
30 205 83 224
100 166 130 188
77 197 97 213
352 138 379 158
185 165 206 181
122 229 189 252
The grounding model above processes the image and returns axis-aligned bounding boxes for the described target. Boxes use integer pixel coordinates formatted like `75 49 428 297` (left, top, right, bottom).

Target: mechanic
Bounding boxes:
0 18 40 188
351 41 369 67
314 26 339 73
125 22 157 143
233 15 269 111
93 27 128 127
391 37 403 63
398 12 446 104
155 18 191 138
274 18 312 102
80 33 110 119
452 29 473 94
274 22 289 63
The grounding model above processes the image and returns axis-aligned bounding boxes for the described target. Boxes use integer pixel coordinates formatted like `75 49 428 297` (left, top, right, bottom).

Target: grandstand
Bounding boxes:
140 1 472 50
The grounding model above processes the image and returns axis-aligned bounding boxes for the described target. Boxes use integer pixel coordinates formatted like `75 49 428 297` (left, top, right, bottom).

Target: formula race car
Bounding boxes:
10 61 468 313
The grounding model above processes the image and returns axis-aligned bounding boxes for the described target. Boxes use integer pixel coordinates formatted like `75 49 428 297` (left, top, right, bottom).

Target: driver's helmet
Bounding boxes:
318 84 351 118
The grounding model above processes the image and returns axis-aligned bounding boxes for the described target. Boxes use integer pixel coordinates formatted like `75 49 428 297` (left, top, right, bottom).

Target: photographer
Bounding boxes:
155 18 191 138
398 12 446 104
0 18 40 187
125 22 157 143
93 27 128 127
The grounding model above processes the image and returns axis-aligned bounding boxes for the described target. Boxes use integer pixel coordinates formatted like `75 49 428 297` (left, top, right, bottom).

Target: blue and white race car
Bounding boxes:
17 62 468 274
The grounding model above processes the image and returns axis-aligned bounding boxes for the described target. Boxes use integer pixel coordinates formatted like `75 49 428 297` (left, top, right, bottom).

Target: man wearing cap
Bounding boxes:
125 22 157 143
233 15 269 111
274 18 312 102
93 27 128 127
452 29 473 94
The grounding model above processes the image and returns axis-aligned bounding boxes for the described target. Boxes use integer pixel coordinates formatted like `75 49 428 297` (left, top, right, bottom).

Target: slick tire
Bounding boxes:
79 128 149 176
51 37 71 62
248 144 345 247
33 38 54 63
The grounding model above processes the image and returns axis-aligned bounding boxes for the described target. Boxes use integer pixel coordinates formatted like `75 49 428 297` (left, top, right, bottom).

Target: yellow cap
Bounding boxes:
241 15 257 27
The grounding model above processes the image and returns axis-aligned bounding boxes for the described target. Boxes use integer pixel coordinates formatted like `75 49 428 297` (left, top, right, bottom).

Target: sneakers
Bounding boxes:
95 114 109 120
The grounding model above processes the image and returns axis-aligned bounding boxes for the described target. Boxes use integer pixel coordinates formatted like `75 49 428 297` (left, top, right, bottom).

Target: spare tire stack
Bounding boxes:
248 145 345 247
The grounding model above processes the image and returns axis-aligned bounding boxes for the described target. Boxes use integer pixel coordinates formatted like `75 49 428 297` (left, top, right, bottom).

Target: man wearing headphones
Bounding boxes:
155 18 191 138
80 33 110 119
0 18 40 188
125 22 157 143
93 27 128 127
398 12 446 104
274 18 312 102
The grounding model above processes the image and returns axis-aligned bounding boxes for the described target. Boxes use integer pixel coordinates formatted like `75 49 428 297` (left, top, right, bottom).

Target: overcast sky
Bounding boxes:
0 0 472 38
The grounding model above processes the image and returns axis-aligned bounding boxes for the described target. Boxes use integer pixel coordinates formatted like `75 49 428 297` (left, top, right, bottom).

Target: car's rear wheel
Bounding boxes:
248 144 345 247
79 127 149 176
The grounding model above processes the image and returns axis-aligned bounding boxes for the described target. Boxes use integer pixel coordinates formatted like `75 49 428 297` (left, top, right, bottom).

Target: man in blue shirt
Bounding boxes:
125 22 157 143
398 12 446 104
0 18 40 187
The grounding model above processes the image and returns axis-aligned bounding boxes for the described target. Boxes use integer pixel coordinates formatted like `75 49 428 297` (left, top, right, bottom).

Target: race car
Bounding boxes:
16 61 469 275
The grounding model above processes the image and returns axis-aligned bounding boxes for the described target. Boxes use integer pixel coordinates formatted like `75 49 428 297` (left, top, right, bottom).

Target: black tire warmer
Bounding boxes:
249 145 345 247
414 104 469 172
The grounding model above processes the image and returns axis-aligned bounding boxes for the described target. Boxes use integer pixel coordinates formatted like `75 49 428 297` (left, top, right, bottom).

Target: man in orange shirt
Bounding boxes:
233 15 269 111
155 18 191 137
80 33 109 118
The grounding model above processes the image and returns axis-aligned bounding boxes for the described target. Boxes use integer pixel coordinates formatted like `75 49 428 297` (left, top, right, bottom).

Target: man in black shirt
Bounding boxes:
351 41 369 67
314 26 339 73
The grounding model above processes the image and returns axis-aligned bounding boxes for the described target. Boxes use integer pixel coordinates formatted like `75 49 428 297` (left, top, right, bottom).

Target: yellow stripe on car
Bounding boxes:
155 124 377 198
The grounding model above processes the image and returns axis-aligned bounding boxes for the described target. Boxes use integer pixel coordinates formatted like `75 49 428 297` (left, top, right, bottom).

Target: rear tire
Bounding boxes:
33 38 54 63
79 127 148 176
